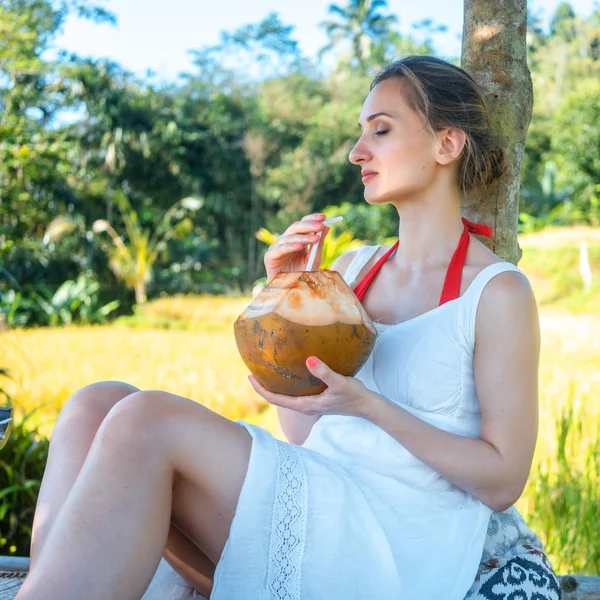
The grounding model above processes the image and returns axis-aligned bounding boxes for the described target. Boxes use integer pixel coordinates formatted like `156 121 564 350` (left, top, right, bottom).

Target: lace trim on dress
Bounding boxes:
266 441 308 600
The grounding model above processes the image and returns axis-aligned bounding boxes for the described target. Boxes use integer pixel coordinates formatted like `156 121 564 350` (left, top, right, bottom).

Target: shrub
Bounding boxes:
0 408 49 557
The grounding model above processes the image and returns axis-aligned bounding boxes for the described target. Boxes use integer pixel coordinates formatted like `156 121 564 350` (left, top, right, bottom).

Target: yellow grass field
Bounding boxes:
0 305 282 437
3 302 599 445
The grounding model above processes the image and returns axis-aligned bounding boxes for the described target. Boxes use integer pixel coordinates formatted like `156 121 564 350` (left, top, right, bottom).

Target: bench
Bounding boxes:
0 558 28 600
1 556 599 598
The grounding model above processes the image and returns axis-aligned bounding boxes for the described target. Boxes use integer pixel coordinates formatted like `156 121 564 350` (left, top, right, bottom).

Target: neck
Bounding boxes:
392 189 464 269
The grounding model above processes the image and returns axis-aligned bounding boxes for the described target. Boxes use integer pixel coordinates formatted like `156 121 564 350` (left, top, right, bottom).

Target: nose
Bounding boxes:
348 136 371 165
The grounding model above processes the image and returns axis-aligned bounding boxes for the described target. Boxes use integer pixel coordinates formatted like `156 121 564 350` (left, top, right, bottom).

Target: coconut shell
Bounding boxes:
234 270 376 396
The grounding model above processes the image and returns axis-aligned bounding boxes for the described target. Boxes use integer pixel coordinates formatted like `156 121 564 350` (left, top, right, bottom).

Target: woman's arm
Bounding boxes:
277 250 359 445
364 271 540 512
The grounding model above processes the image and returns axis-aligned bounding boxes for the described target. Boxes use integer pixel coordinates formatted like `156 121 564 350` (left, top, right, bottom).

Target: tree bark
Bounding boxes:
461 0 533 264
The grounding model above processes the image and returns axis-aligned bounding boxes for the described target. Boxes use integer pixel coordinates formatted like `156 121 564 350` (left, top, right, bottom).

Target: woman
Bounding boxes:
18 56 560 600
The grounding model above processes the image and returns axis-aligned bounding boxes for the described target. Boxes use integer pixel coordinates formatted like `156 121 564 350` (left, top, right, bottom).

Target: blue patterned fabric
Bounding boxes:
466 550 561 599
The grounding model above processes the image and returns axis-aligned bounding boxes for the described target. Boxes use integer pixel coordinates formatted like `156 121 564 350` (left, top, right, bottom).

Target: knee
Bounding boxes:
95 390 173 450
57 381 140 431
95 390 180 456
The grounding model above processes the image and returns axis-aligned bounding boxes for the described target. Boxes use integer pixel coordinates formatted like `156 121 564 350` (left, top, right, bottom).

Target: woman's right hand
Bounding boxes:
264 213 331 282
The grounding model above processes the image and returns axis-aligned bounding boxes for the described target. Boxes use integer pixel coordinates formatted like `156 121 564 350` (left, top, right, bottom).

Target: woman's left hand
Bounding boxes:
248 356 374 418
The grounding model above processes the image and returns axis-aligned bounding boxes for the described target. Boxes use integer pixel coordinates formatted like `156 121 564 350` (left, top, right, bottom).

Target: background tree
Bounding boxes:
91 194 203 305
2 0 599 319
319 0 398 70
461 0 533 264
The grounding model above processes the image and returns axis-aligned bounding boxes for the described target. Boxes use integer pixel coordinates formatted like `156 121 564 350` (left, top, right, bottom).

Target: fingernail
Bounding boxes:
306 356 319 368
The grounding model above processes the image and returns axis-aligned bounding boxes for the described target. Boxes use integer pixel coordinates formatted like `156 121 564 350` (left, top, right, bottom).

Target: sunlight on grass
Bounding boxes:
0 318 281 439
515 312 600 574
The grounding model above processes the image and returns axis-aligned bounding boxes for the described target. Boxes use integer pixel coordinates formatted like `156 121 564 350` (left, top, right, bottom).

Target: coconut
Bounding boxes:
234 270 376 396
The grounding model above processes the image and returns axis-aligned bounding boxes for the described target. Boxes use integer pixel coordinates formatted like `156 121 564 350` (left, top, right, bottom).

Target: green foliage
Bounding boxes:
550 2 577 41
0 408 50 557
254 214 365 272
36 275 120 326
323 202 398 244
2 0 600 325
0 275 120 327
0 290 41 328
551 80 600 211
518 161 575 233
320 231 364 270
589 185 600 227
518 239 600 314
523 5 600 219
0 0 116 243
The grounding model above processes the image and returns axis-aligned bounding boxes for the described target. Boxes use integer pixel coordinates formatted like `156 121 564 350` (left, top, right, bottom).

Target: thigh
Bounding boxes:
109 390 253 566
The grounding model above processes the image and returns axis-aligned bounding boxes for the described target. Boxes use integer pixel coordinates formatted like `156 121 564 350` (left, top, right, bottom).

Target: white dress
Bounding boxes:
208 246 526 600
144 246 553 600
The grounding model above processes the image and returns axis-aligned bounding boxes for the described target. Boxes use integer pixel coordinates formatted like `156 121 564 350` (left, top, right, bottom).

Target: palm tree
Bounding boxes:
319 0 398 68
92 193 203 305
45 194 203 305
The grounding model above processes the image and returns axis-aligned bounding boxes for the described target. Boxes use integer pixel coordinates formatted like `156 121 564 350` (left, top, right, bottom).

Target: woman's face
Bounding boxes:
349 78 445 206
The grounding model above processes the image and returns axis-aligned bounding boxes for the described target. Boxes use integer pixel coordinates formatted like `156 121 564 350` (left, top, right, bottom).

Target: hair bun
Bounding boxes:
483 146 506 185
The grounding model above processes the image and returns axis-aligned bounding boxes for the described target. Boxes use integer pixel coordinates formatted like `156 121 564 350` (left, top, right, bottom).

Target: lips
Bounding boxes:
361 170 377 183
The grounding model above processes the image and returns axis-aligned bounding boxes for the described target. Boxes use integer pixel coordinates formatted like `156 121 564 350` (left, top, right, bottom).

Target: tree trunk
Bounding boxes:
461 0 533 264
135 280 147 305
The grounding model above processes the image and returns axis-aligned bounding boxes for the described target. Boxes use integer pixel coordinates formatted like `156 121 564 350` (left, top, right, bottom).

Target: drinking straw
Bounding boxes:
306 216 344 271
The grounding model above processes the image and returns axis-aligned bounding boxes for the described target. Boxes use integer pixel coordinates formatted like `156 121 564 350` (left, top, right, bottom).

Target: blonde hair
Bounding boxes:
371 55 506 194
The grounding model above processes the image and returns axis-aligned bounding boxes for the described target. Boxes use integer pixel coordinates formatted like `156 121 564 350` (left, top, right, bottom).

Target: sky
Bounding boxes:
51 0 600 83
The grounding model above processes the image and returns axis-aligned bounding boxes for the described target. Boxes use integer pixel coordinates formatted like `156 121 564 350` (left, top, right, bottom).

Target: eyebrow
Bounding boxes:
358 112 395 127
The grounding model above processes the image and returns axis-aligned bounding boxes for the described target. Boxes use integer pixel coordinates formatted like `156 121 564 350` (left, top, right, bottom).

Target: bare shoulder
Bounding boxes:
480 268 535 309
467 237 538 329
477 276 538 346
330 250 359 277
474 267 541 399
330 244 385 279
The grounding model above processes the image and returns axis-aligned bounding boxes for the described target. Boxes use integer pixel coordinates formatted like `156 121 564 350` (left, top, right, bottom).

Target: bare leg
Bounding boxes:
30 381 140 567
30 382 217 596
164 525 214 594
16 390 252 600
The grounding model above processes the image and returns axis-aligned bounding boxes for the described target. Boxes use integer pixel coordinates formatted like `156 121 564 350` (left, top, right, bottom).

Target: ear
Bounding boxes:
435 128 467 166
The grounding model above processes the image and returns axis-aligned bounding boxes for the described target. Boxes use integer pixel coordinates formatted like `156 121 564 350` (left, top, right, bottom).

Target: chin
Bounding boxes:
363 186 394 206
364 183 422 206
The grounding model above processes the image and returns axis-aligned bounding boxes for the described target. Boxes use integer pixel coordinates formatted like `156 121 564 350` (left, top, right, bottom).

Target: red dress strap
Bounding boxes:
353 217 493 306
439 217 493 305
353 240 399 303
461 217 492 238
438 225 471 305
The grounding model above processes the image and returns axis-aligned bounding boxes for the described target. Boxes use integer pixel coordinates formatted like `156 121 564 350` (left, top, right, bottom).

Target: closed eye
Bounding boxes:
375 130 389 136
